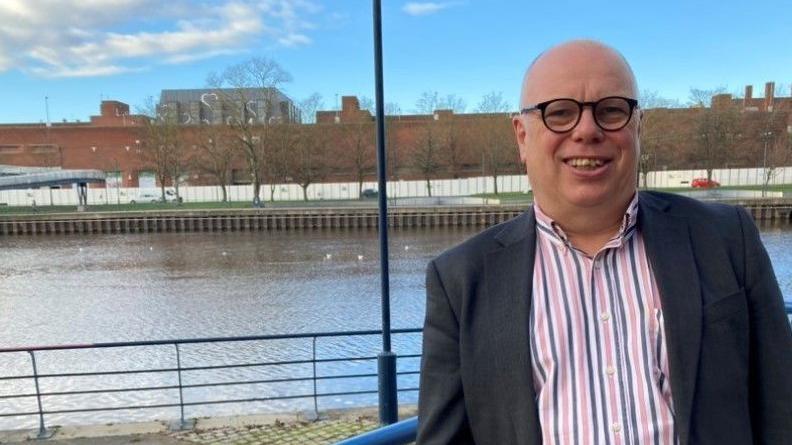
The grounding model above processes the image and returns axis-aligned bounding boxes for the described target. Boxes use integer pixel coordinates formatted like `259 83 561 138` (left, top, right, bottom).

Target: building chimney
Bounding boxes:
743 85 753 108
764 82 775 112
342 96 360 111
711 93 732 110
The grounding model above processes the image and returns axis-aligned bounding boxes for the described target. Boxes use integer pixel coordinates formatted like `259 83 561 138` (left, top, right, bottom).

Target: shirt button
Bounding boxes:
612 423 622 433
606 366 616 376
600 312 610 321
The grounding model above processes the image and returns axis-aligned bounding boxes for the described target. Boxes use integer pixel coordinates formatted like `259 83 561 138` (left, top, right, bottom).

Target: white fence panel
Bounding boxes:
1 166 790 208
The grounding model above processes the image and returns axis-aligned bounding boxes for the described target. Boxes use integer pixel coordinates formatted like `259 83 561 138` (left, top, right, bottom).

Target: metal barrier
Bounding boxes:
3 303 790 440
0 328 422 437
335 416 418 445
333 302 792 445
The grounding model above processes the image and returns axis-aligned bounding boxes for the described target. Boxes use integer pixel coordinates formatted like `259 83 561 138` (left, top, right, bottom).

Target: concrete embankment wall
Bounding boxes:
0 206 525 236
1 201 790 236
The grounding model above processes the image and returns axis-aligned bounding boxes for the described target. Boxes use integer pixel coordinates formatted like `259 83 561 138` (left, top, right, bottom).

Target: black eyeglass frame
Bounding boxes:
520 96 639 133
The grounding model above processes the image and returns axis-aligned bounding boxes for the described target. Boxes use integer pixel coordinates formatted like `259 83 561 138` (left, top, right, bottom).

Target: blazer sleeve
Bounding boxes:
417 259 474 444
736 207 792 443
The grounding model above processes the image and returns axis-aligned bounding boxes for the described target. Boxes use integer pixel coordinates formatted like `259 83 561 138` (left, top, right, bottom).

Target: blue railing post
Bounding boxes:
312 336 319 419
171 343 193 431
28 351 53 439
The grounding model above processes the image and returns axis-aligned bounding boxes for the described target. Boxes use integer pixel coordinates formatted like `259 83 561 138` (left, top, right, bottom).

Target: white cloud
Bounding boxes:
402 2 453 16
278 33 312 47
0 0 321 78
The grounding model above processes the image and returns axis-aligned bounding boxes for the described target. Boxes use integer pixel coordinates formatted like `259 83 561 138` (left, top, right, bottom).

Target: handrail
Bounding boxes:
0 328 421 353
0 328 423 437
334 416 418 445
333 302 792 445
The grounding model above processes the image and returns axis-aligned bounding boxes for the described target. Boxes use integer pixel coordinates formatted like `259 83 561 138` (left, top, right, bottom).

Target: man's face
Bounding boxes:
512 44 640 219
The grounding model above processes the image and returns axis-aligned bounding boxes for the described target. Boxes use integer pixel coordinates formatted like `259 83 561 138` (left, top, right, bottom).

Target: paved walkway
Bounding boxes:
170 417 380 445
0 407 417 445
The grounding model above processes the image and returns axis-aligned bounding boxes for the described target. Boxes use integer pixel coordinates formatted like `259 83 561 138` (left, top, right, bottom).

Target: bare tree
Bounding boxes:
639 89 683 109
265 123 296 201
341 121 375 196
475 92 515 194
638 108 681 188
694 106 740 181
358 96 375 114
287 123 329 201
190 125 237 202
758 111 792 194
415 91 466 114
355 95 401 116
411 122 442 196
206 57 292 206
137 97 185 202
299 93 324 124
688 87 727 107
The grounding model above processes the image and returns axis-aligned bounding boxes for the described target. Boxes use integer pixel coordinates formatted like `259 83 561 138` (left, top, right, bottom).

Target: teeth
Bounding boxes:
568 158 604 168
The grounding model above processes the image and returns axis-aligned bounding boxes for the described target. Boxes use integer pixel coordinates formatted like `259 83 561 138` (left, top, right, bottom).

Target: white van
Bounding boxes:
130 189 180 204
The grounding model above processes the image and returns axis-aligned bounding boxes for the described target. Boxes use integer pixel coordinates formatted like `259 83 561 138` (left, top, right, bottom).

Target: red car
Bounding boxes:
691 178 720 188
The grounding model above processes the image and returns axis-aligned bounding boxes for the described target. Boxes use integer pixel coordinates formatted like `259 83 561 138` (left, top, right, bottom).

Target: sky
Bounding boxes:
0 0 790 123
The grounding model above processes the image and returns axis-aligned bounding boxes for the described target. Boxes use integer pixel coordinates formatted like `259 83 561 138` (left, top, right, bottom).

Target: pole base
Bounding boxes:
29 427 55 440
168 418 195 432
378 351 398 425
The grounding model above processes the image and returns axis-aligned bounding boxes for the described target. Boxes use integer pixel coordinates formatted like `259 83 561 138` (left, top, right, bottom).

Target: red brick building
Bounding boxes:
1 84 790 190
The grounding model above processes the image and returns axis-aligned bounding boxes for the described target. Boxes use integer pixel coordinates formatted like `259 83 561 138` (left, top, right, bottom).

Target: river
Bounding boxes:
1 222 790 429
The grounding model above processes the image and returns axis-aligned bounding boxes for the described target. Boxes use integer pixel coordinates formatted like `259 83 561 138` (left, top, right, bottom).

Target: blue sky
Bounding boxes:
0 0 790 123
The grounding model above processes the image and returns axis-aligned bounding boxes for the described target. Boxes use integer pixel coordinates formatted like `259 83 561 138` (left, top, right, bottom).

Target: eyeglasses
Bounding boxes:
520 96 639 133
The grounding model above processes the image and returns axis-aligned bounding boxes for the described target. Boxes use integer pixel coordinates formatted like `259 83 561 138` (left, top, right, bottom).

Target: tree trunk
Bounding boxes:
358 178 364 199
252 180 262 207
270 185 276 202
221 184 228 203
302 184 309 201
173 178 181 205
426 178 432 197
493 175 499 195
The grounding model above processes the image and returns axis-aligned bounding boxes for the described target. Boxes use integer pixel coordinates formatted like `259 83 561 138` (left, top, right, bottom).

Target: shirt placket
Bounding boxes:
592 249 627 443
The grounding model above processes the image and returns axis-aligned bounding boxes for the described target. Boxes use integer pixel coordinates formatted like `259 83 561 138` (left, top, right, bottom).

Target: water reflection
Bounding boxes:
0 227 477 347
0 224 789 429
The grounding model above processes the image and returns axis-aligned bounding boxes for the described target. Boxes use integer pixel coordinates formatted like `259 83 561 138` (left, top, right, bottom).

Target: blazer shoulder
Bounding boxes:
430 210 534 275
641 190 744 230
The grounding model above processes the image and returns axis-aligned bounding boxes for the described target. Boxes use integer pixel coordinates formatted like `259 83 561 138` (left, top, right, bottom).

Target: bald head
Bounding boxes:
519 40 638 107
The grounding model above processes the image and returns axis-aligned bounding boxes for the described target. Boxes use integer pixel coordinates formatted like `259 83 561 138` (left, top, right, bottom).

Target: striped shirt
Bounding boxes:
529 195 677 445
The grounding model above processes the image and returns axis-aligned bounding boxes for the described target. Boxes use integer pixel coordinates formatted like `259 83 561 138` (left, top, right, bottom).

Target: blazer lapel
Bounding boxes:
639 193 702 445
483 209 542 443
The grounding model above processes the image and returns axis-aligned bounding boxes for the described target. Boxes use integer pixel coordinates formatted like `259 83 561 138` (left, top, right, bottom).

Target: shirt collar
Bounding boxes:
533 193 639 251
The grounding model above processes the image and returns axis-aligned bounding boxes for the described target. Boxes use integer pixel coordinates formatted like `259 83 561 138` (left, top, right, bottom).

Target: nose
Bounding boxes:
571 107 604 143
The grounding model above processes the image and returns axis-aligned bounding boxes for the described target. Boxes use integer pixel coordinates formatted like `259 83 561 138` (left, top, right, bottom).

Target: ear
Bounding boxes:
512 114 529 163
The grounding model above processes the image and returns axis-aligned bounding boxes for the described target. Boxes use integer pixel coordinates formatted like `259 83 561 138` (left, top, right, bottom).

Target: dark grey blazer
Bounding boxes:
417 191 792 445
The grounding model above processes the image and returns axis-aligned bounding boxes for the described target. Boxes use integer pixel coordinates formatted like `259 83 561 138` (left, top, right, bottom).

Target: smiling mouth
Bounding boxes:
565 158 609 170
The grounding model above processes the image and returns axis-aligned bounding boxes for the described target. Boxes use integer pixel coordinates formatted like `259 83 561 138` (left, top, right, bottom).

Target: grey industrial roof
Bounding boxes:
160 88 291 104
0 169 105 190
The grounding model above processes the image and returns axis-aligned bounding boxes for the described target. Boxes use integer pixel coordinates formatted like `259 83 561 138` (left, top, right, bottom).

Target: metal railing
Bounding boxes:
0 328 422 437
333 302 792 445
2 303 790 441
335 416 418 445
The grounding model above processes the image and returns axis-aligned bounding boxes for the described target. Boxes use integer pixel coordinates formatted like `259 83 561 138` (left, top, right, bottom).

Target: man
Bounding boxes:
417 40 792 445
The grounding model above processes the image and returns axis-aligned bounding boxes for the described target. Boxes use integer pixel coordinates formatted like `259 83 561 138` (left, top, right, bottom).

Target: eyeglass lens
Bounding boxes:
543 97 632 132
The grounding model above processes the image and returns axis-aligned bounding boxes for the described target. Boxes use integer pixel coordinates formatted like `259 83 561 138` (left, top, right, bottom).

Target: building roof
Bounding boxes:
159 88 292 104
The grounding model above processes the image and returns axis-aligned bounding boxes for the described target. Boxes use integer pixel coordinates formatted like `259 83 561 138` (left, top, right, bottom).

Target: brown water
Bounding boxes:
0 223 789 429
